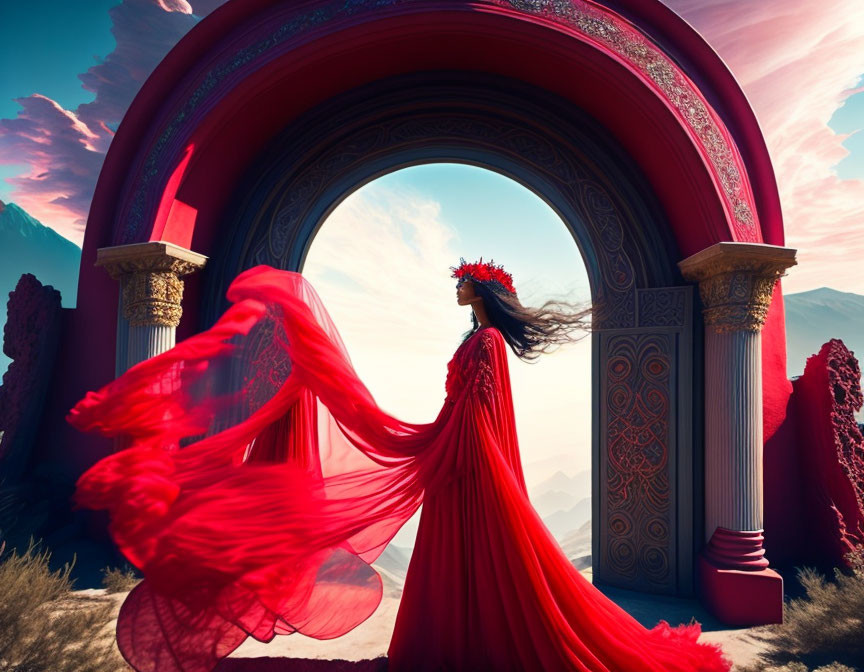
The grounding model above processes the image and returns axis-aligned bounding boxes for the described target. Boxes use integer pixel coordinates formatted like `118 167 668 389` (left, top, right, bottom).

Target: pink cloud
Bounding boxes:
0 0 221 246
0 94 108 237
666 0 864 294
156 0 193 13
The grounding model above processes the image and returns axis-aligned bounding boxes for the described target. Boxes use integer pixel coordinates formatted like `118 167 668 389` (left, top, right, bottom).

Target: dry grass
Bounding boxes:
0 538 129 672
736 549 864 672
736 665 857 672
101 564 141 594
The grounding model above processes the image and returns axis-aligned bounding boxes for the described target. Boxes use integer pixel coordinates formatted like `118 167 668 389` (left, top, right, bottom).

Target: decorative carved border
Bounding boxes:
200 75 672 330
116 0 760 246
500 0 758 241
601 332 675 589
637 287 687 328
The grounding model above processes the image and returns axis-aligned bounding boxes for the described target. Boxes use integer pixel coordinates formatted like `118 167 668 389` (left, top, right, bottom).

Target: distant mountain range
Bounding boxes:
529 469 591 539
784 287 864 378
0 201 81 374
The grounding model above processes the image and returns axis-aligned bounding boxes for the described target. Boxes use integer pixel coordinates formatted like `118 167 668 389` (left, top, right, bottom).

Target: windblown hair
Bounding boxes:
461 281 592 362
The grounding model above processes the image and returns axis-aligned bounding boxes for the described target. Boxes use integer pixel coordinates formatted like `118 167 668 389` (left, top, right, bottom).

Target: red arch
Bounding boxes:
81 0 781 260
53 1 793 549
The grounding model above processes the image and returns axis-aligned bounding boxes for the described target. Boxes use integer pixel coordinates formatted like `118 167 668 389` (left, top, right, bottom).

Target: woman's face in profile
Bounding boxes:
456 278 476 306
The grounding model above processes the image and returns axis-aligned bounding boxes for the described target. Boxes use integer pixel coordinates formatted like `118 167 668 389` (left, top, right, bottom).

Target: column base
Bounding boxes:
698 553 783 625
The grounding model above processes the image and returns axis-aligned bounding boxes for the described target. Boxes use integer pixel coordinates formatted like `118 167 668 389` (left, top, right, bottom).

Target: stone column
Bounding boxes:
679 241 796 626
96 242 207 373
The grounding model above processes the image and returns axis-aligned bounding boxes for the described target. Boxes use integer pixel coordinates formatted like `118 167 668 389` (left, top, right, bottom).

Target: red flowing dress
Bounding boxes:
67 265 731 672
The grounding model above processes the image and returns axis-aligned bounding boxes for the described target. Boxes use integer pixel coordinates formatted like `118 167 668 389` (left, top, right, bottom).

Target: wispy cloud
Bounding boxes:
0 94 106 234
0 0 214 244
667 0 864 293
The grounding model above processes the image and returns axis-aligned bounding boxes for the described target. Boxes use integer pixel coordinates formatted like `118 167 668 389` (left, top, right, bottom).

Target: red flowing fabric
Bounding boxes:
68 265 731 672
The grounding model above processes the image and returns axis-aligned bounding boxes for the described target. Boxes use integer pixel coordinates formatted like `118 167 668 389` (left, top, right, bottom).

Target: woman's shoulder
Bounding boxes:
477 325 503 340
474 326 504 353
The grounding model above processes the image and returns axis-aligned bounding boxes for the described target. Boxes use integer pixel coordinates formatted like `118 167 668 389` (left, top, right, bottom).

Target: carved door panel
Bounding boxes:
592 286 696 596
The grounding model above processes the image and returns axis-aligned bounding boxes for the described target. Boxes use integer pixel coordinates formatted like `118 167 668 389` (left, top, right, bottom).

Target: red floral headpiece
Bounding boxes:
450 257 517 295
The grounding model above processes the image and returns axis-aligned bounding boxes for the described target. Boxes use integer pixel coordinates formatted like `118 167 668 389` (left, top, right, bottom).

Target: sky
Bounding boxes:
302 165 593 484
1 0 863 294
1 1 863 485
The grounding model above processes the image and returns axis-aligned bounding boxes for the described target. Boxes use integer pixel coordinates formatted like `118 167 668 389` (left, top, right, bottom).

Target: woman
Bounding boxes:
67 259 730 672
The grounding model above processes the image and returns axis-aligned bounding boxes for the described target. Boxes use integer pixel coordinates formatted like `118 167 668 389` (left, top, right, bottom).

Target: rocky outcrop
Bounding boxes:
792 339 864 568
0 274 64 483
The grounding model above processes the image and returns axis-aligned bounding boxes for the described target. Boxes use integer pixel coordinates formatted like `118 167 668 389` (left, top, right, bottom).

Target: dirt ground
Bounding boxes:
80 566 771 670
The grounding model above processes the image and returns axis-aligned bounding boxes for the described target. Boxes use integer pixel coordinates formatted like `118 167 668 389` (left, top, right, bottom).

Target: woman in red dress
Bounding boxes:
68 259 731 672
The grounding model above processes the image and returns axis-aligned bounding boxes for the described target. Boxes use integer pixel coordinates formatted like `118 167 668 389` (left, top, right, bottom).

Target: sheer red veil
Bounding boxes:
69 265 434 670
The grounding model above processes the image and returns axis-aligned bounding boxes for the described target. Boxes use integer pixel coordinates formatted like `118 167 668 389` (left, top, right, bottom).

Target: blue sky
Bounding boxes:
828 76 864 180
366 164 590 302
0 1 119 121
303 163 593 485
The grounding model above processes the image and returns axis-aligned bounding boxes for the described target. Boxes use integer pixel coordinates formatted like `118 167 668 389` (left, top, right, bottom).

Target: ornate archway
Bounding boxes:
202 72 697 596
49 0 797 625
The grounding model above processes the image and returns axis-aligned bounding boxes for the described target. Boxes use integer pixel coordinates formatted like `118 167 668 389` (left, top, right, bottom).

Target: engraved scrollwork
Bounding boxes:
243 309 294 417
604 333 673 588
497 0 759 240
637 287 687 328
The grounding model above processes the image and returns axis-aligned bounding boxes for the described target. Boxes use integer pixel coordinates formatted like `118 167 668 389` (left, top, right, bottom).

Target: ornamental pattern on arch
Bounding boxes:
500 0 758 240
119 0 760 247
246 111 638 328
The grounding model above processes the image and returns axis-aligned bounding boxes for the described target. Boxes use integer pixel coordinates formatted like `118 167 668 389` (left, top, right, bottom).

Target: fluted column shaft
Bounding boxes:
127 324 176 369
704 329 763 534
679 242 796 571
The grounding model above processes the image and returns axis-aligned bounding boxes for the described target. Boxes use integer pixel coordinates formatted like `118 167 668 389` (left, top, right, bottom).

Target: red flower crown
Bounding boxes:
450 257 517 295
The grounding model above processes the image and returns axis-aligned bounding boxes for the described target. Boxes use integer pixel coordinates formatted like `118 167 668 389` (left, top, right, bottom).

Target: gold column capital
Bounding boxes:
96 241 208 327
678 242 797 333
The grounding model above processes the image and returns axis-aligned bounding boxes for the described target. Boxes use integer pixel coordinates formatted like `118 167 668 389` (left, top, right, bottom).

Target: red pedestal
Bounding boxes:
698 528 784 626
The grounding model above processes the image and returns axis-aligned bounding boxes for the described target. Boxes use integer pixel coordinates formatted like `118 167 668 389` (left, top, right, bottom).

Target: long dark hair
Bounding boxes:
461 281 591 362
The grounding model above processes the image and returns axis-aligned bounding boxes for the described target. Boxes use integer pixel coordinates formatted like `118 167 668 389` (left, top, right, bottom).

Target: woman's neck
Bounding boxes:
472 303 492 328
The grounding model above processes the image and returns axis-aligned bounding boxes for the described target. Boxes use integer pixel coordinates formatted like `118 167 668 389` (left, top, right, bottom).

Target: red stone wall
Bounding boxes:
791 339 864 568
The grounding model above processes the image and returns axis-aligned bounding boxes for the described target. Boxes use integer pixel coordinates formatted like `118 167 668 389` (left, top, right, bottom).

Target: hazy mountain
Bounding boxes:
541 498 592 539
523 453 590 488
528 469 592 540
785 287 864 378
532 488 581 518
375 543 411 582
530 469 590 501
560 520 592 566
0 201 81 374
